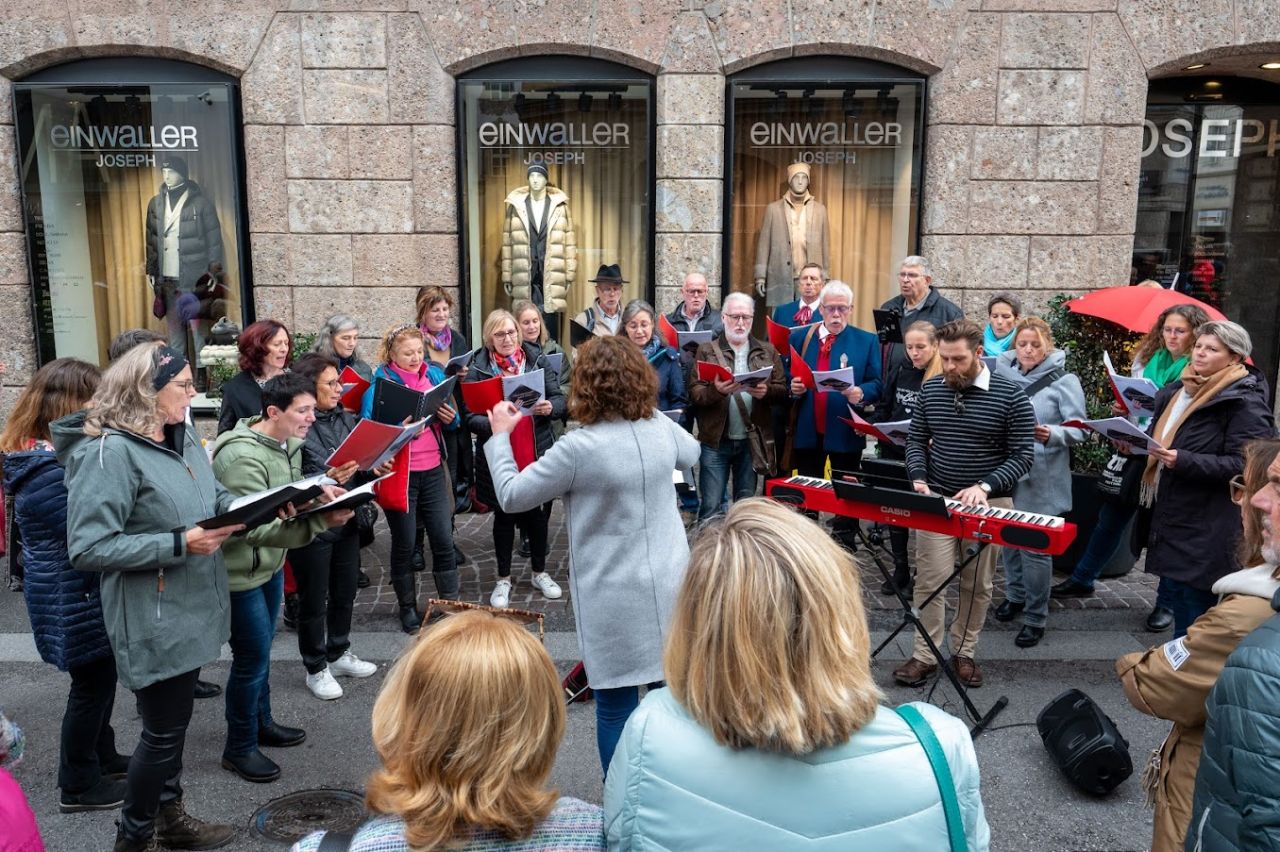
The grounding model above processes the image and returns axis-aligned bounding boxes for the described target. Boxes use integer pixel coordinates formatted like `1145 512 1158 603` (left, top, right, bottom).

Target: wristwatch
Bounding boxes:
977 482 992 495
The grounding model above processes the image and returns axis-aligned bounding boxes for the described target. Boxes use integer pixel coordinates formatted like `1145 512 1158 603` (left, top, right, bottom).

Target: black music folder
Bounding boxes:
198 474 336 531
569 320 594 348
370 375 457 426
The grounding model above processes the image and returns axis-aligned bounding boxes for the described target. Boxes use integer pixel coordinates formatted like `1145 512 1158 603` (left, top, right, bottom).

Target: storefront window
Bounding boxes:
458 58 653 343
1135 77 1280 390
726 58 925 329
14 59 248 371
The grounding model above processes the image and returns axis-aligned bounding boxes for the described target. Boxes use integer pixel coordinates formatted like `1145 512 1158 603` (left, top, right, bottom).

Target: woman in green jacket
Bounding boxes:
211 373 352 785
60 342 241 852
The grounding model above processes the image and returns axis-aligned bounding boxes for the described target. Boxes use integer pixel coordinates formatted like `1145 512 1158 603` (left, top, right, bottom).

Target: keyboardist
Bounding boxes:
893 319 1036 691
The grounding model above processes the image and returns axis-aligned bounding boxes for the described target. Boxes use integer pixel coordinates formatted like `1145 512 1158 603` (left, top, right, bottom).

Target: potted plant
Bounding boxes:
1045 293 1140 576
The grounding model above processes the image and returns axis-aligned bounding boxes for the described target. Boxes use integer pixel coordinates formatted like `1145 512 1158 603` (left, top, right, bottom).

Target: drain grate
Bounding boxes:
250 788 366 844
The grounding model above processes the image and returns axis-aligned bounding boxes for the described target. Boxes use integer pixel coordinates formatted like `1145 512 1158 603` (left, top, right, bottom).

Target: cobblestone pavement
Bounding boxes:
349 502 1158 629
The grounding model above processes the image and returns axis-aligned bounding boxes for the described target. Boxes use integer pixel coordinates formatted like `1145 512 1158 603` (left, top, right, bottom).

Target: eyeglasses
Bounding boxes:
323 379 345 389
493 330 519 339
684 289 707 297
1230 474 1246 506
724 313 754 324
822 305 852 315
169 380 196 392
898 272 923 280
1163 326 1191 335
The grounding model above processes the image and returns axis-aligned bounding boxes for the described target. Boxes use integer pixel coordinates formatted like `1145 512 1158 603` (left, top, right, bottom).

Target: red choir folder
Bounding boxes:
658 314 679 348
339 366 371 413
838 409 910 447
460 376 536 470
790 345 815 390
766 317 792 353
324 417 426 471
695 361 734 384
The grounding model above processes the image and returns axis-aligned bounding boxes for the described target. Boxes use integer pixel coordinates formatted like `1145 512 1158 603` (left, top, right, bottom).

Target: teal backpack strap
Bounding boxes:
894 704 967 852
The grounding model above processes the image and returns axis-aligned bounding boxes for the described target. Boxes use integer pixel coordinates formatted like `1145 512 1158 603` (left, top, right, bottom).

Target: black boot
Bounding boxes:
433 567 461 603
282 593 299 631
392 575 422 634
880 559 912 596
356 569 371 589
113 829 159 852
411 527 427 573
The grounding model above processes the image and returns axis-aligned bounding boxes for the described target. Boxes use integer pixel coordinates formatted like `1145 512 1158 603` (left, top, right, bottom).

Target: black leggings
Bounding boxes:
494 507 547 577
289 526 361 674
60 655 121 793
119 668 200 841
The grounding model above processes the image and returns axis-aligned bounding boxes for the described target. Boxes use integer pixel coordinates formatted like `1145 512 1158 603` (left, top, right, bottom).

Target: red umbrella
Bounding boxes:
1065 286 1226 334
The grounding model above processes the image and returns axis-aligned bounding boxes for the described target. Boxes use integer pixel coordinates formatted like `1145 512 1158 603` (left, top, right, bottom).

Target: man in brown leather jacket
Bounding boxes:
687 292 787 522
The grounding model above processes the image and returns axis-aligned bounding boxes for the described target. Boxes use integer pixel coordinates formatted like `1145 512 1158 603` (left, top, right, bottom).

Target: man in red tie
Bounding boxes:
786 281 881 546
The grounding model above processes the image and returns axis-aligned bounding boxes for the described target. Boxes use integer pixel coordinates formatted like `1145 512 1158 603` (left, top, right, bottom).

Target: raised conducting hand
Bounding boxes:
185 524 244 555
488 401 522 435
326 460 359 485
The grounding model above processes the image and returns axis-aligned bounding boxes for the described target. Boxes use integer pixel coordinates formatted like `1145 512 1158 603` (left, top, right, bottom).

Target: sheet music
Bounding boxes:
503 368 546 415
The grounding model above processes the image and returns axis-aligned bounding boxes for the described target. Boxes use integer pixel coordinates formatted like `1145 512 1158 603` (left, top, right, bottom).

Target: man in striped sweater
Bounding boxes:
893 319 1036 689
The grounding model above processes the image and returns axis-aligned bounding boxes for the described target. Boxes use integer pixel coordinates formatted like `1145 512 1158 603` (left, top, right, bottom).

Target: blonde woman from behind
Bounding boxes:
293 610 605 851
605 497 990 851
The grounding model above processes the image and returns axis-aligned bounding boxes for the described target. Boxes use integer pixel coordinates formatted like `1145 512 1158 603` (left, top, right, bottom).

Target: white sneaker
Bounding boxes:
490 578 512 608
305 668 343 700
329 651 377 678
530 572 562 600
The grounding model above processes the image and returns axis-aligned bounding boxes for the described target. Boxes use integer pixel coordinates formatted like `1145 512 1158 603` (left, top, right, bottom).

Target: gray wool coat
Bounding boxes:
485 412 701 689
996 348 1086 517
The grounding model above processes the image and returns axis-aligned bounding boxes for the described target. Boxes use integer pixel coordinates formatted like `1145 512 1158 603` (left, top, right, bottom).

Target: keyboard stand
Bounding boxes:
857 526 1009 739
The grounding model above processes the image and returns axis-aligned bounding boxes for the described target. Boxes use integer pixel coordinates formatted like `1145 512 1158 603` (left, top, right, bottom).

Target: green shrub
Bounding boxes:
1045 293 1140 475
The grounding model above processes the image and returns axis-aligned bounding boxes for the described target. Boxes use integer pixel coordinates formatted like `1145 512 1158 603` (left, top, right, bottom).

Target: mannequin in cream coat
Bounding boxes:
502 163 577 315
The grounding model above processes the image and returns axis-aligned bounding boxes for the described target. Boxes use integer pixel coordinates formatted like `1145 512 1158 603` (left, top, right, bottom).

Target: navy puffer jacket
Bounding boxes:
2 448 112 671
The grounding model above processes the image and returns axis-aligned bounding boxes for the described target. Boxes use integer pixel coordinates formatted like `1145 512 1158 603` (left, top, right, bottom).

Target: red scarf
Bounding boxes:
794 304 812 325
492 346 525 376
814 333 835 433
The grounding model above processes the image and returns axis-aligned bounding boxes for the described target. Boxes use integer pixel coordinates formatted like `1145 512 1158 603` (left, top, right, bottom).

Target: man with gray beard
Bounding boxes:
688 292 787 522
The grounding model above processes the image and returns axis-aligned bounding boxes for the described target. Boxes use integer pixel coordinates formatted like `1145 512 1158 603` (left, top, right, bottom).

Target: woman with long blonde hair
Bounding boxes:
604 498 989 850
292 611 605 851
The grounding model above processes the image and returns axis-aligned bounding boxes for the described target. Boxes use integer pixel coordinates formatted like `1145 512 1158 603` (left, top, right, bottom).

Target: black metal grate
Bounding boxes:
250 788 366 844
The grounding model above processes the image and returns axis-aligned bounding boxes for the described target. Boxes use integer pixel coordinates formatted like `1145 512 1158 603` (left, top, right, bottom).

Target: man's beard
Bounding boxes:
727 329 750 347
1264 542 1280 565
943 360 981 390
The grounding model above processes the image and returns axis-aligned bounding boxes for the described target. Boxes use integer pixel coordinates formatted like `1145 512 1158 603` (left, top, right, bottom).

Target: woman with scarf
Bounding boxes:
1053 303 1211 635
417 287 475 565
619 300 686 413
463 310 565 609
992 317 1086 648
982 293 1021 358
1138 320 1274 639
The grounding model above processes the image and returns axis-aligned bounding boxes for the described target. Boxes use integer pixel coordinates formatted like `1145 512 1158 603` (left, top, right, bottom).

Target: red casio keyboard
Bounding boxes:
766 474 1077 556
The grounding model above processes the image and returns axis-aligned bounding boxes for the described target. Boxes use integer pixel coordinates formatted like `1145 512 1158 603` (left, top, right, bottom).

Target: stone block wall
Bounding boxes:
0 0 1277 400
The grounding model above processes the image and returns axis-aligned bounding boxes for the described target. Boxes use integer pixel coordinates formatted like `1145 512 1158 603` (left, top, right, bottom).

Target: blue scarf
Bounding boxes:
641 336 665 363
983 324 1015 356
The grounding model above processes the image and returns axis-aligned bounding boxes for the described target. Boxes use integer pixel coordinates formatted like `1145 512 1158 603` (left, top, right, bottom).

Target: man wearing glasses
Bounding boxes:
688 292 787 521
786 280 881 544
894 319 1036 690
878 255 962 384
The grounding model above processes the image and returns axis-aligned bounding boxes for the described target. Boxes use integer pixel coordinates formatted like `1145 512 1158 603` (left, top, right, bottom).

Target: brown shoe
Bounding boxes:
893 657 938 687
951 655 984 688
155 799 235 850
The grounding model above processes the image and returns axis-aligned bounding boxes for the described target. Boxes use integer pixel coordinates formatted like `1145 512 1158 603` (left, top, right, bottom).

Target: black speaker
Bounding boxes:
1036 688 1133 796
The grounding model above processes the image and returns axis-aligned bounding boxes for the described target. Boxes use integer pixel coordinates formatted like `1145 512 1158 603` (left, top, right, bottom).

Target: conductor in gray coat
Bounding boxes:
484 335 701 777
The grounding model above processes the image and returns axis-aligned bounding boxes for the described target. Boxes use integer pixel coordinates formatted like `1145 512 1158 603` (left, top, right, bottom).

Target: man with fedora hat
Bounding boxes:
144 155 224 356
571 264 628 343
753 162 829 311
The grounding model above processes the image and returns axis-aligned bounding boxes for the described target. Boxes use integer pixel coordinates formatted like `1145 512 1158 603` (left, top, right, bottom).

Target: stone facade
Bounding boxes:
0 0 1277 392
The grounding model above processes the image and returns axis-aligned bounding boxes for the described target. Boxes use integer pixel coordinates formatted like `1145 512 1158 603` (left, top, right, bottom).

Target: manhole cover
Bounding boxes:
250 788 366 844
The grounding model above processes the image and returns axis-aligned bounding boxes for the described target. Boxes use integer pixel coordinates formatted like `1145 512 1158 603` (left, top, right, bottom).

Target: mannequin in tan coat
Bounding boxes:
1115 437 1280 852
753 162 829 310
502 163 577 315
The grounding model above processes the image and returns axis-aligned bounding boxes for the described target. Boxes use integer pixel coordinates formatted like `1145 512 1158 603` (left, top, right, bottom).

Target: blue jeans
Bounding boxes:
1002 547 1052 628
1163 579 1218 639
595 682 663 777
697 439 756 522
225 570 283 757
1070 501 1136 589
